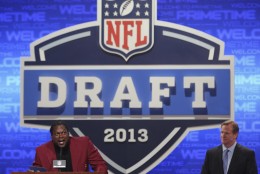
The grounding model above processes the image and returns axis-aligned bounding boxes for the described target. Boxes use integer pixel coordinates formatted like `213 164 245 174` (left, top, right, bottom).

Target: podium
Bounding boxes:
11 172 104 174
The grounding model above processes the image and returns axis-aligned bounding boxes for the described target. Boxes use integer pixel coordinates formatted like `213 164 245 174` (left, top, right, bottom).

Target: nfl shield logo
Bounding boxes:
99 0 154 61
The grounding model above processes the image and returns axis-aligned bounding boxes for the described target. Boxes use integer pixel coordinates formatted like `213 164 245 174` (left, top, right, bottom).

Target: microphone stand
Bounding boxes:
58 147 62 172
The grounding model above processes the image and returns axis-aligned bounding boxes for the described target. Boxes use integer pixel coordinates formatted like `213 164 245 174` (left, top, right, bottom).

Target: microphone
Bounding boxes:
53 147 66 170
59 147 62 160
58 148 63 172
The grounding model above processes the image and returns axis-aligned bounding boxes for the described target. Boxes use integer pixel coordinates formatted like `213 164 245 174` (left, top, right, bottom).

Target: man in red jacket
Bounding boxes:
32 120 108 173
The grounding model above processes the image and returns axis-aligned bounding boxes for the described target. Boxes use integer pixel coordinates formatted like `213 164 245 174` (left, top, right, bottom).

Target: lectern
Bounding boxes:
12 172 103 174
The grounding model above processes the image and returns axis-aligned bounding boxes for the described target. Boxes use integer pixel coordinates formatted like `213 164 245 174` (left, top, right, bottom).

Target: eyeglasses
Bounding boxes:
53 131 68 137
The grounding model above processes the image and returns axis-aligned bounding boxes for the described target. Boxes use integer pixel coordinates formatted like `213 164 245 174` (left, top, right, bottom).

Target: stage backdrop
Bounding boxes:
0 0 259 173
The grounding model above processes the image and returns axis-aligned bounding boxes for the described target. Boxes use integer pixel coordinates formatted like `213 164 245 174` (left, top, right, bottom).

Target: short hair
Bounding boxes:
50 120 69 135
221 120 239 134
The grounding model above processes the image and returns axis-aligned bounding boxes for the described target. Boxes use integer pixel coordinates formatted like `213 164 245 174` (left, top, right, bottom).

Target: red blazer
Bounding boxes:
33 136 108 173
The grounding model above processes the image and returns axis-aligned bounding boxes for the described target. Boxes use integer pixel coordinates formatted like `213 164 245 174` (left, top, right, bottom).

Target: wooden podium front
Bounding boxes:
12 172 104 174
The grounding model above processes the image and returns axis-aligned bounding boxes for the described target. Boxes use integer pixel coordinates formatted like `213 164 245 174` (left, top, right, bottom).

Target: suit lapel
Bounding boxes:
69 137 80 171
227 144 239 174
217 146 225 174
46 141 58 171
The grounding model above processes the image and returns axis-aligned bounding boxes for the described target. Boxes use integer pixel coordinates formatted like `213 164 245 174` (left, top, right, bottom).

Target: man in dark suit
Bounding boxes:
31 120 108 173
201 120 258 174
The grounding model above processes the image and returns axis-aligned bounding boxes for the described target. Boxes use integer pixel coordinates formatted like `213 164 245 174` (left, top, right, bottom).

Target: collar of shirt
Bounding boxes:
222 142 237 154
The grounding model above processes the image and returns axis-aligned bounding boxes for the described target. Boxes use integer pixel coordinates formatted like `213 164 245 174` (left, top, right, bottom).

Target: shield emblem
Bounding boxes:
99 0 154 61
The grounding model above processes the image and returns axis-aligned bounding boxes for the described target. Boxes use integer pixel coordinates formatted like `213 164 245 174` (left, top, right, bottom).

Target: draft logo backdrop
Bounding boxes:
20 0 234 173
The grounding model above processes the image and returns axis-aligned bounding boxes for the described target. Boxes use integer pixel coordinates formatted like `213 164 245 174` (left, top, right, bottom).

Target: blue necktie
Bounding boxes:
223 149 229 174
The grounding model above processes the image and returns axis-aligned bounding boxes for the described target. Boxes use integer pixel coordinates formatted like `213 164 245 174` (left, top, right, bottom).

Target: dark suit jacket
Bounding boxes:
201 143 258 174
33 136 108 173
